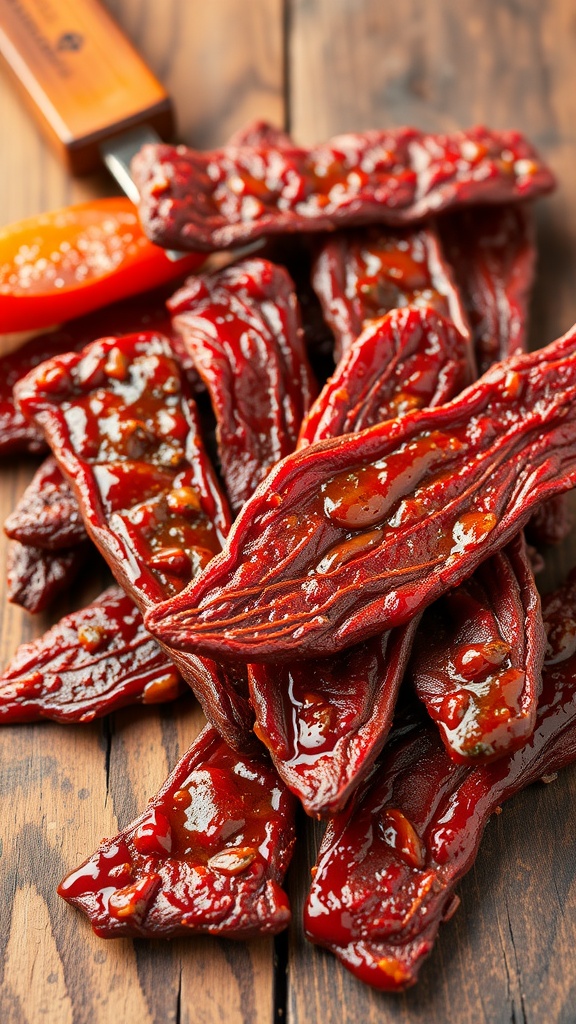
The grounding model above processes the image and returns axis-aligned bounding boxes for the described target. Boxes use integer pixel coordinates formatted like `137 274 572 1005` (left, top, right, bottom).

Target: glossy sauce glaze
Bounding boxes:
0 586 184 723
58 726 296 939
144 327 576 662
304 568 576 989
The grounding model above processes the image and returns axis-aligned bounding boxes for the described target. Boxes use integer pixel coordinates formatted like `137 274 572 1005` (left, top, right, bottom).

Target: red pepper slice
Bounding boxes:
58 725 295 939
0 586 185 723
0 198 204 334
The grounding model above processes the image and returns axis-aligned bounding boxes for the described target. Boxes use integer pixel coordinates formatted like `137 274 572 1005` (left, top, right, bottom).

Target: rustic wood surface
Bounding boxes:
1 2 575 1023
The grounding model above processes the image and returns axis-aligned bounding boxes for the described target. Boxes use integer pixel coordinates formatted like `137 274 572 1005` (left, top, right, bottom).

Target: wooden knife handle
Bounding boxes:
0 0 174 174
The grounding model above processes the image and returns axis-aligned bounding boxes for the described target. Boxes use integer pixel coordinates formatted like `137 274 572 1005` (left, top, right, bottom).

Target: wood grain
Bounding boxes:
0 2 284 1023
287 1 576 1021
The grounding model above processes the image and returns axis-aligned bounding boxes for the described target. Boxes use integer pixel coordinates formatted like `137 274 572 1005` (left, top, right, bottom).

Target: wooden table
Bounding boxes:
1 2 576 1022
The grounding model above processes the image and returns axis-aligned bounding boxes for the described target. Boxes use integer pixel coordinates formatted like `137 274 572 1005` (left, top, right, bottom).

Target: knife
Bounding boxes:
0 0 173 188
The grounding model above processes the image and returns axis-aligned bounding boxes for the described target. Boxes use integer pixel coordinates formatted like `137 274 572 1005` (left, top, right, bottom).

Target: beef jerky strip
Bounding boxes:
248 308 471 816
6 539 90 614
0 585 185 723
311 223 470 362
143 326 576 663
0 284 194 457
169 258 317 513
4 455 87 549
439 203 570 547
298 306 471 447
439 204 536 376
132 126 555 253
303 569 576 990
410 532 545 763
58 724 296 938
15 331 254 750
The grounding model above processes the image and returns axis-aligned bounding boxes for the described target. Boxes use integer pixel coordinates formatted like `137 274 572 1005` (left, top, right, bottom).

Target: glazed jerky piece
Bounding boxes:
0 284 191 457
15 331 254 750
410 532 545 763
4 455 87 549
248 308 472 816
439 204 571 549
250 621 420 817
144 326 576 663
6 539 90 614
298 307 472 447
58 724 296 938
132 126 555 252
438 204 535 376
169 258 317 513
0 585 185 723
303 569 576 990
311 224 470 361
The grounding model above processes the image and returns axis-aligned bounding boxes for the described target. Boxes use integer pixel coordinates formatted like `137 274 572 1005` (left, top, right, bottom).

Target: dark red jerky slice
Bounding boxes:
304 575 576 990
410 533 545 763
298 307 473 448
4 455 87 549
0 585 184 723
311 223 470 362
58 725 296 938
438 203 535 376
144 327 576 663
14 332 254 750
169 258 317 513
131 126 555 253
249 307 471 815
6 539 90 614
249 618 420 818
437 203 570 550
0 284 193 458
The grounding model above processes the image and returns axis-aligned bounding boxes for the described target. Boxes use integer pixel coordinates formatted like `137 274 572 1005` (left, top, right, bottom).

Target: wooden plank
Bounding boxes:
286 0 576 1020
0 3 285 1023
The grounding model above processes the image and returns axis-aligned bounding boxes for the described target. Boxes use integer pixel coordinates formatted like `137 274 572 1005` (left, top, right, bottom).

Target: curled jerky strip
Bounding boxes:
298 307 472 447
4 455 87 550
0 586 185 723
304 569 576 990
410 532 545 763
170 258 317 513
58 725 296 939
249 307 471 816
15 331 254 750
132 126 555 252
6 539 90 614
439 203 535 376
144 326 576 662
311 223 469 361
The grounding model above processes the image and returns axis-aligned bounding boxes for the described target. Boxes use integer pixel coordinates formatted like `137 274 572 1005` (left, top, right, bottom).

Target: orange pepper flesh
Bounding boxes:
0 197 205 333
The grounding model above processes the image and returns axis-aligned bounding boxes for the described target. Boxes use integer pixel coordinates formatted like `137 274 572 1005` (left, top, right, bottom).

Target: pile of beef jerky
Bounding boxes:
2 121 576 991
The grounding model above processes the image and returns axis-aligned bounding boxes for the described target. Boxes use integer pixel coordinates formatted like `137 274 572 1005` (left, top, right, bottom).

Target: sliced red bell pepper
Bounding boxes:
0 198 204 334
